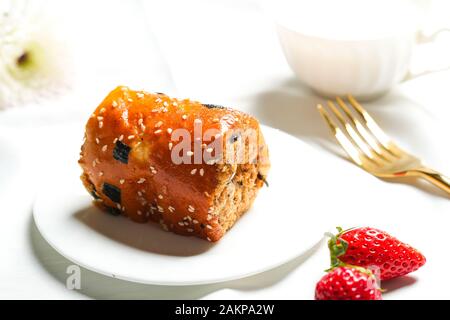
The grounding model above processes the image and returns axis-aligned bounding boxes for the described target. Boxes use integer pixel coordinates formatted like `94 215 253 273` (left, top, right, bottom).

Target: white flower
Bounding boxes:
0 0 71 109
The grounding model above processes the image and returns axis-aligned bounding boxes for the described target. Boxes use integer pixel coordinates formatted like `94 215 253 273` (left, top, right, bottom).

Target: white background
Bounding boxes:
0 0 450 299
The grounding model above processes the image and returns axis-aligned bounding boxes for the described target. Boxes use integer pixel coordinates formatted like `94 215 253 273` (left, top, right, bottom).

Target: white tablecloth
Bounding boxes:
1 0 449 299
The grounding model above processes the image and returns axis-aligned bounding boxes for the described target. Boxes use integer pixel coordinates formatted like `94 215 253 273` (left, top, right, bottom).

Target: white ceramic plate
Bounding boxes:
33 125 332 285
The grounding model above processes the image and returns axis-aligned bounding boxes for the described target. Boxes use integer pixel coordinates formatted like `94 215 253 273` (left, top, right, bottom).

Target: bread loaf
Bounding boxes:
79 86 270 241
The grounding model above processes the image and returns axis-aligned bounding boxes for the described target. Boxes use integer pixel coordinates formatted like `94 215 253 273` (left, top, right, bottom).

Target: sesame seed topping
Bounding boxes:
188 205 195 213
137 93 144 98
187 228 194 232
116 203 122 210
113 138 118 144
95 138 100 144
128 135 135 140
119 134 124 141
182 114 187 120
155 121 163 128
155 98 162 103
100 108 106 114
167 128 173 134
138 118 144 125
163 101 169 107
112 101 118 107
102 145 108 152
137 178 146 184
99 171 104 176
206 224 213 229
119 179 125 184
212 118 219 123
199 168 205 176
137 210 142 215
168 142 173 150
204 191 211 197
193 219 199 224
128 98 133 102
190 169 197 175
184 221 189 226
97 116 104 121
208 207 214 214
98 121 103 129
157 205 164 213
173 102 178 106
207 237 212 242
178 222 184 226
168 206 175 213
154 129 162 134
158 194 163 199
150 166 157 174
207 214 212 221
137 191 142 196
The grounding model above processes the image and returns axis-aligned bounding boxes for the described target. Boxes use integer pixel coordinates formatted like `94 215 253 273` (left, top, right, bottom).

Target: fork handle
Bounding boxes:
412 167 450 195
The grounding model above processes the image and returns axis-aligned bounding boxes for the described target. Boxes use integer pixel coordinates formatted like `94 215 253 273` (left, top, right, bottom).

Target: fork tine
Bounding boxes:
327 100 385 166
335 97 395 162
347 95 402 157
317 104 374 167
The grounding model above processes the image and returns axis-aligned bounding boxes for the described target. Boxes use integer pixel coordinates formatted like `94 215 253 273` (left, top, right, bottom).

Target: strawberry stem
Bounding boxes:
327 226 348 269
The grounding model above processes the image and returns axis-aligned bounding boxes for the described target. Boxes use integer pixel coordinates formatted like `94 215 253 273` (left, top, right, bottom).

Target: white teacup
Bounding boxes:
273 0 449 99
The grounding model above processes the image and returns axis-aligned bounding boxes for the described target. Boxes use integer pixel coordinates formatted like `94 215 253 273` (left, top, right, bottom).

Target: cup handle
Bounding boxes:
403 28 450 81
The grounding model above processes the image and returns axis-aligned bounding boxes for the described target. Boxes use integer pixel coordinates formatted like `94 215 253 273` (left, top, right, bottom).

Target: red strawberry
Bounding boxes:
328 227 426 280
315 266 382 300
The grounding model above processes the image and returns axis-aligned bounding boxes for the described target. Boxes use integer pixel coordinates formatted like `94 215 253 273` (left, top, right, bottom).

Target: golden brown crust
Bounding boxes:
78 86 270 242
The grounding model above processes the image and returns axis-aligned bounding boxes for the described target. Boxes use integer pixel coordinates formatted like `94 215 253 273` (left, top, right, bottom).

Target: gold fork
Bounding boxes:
317 95 450 195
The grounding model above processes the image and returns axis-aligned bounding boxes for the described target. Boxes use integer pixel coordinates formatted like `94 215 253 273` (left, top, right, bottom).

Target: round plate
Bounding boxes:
33 125 328 285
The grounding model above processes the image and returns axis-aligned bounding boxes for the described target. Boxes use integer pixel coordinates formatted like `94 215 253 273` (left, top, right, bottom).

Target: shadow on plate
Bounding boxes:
29 214 322 299
73 205 213 257
250 79 340 156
